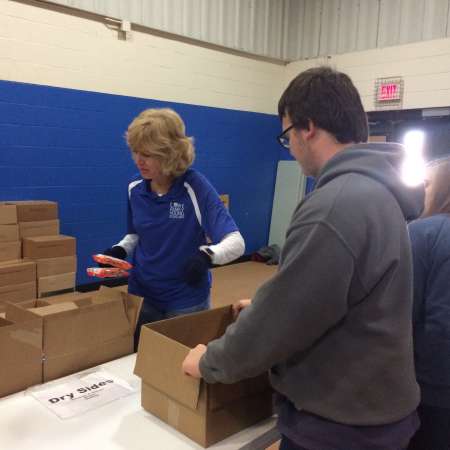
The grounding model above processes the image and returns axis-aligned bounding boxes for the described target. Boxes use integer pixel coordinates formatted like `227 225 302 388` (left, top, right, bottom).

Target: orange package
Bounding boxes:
86 267 130 278
92 254 133 270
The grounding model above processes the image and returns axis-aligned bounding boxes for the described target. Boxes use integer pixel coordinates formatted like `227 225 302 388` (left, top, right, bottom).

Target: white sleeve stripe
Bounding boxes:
201 231 245 265
128 179 144 199
184 181 202 226
116 234 139 255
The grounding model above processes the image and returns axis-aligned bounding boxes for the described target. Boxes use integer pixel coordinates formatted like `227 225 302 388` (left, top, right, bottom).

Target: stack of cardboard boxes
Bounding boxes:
9 200 77 297
0 204 36 312
0 201 145 400
23 234 77 297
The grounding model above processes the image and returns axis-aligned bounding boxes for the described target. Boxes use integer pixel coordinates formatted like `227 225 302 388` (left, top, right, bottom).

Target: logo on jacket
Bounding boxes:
169 202 184 219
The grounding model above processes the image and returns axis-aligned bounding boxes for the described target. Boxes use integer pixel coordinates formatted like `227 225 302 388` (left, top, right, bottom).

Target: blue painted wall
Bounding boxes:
0 80 281 286
278 144 315 193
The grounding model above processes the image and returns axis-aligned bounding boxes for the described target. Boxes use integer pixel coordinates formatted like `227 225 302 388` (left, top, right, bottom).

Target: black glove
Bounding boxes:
98 246 127 267
183 250 212 285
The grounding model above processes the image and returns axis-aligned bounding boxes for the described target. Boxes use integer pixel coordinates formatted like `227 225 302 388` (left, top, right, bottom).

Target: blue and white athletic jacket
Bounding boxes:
118 169 239 312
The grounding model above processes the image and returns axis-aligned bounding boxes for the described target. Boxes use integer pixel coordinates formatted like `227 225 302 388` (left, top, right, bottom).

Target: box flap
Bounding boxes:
42 297 131 355
121 291 142 331
31 302 78 316
148 306 233 348
5 302 42 322
3 303 43 352
97 286 142 332
134 325 201 410
44 292 92 305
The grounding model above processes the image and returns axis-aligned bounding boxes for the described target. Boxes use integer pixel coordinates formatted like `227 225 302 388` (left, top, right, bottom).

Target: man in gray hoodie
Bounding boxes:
182 66 424 450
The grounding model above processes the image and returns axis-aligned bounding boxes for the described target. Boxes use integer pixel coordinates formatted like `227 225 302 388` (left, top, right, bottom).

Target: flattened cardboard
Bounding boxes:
19 220 59 238
0 308 43 398
211 262 277 308
0 260 36 287
8 201 58 222
0 204 17 225
22 235 76 259
134 306 272 447
38 272 76 297
10 287 143 382
36 256 77 277
0 241 21 262
0 224 19 242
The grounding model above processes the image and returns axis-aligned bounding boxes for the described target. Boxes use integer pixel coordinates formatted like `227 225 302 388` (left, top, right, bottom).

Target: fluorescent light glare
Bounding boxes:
402 130 426 186
401 157 426 187
403 130 425 157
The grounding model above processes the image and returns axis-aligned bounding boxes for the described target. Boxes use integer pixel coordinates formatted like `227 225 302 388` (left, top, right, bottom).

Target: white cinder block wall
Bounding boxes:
0 0 284 115
3 1 450 121
285 37 450 112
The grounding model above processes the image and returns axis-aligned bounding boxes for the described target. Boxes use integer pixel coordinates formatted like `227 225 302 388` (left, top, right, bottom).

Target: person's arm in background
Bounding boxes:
184 217 356 383
407 220 429 326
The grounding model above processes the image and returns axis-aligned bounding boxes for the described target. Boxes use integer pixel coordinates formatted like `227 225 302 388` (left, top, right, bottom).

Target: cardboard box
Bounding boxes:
0 282 37 313
0 204 17 224
8 287 142 382
35 256 77 278
0 241 21 262
22 235 76 259
134 306 273 447
0 260 36 286
38 272 76 297
7 201 58 222
0 224 19 242
0 309 43 398
19 220 59 238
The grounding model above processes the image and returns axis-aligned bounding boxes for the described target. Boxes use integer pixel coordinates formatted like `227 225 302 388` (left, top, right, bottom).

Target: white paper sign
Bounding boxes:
29 369 136 419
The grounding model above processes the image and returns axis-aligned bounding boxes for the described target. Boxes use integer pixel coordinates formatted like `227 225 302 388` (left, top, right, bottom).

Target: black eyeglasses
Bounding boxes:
277 124 295 149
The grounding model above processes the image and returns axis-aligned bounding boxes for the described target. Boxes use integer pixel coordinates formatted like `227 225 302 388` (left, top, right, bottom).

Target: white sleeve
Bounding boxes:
116 234 139 256
200 231 245 265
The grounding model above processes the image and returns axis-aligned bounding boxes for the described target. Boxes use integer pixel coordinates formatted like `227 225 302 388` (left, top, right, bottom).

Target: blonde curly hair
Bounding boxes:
126 108 195 177
422 157 450 217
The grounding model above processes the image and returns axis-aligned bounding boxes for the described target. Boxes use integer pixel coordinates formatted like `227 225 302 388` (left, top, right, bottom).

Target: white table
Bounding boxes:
0 354 279 450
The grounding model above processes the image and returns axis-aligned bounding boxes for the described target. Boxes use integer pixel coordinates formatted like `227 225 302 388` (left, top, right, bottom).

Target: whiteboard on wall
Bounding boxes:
268 161 306 249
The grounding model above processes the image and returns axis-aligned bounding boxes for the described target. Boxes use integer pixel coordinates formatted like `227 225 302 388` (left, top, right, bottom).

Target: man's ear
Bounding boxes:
303 119 316 140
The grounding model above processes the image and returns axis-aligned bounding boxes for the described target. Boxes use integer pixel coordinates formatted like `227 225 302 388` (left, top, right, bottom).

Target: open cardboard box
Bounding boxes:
0 308 43 398
134 306 273 447
6 286 142 382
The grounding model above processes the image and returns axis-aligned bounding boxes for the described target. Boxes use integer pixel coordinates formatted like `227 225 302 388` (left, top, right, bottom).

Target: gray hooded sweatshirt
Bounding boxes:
200 143 424 426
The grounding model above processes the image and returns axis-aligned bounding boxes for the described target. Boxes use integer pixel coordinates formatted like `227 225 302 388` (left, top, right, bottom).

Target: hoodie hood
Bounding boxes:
315 143 425 221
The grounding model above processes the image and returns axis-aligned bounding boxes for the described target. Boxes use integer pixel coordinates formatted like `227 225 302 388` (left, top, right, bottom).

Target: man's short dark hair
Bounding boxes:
278 66 368 144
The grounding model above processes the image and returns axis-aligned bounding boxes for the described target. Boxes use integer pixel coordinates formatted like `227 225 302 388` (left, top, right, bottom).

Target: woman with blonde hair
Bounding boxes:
99 108 245 349
407 156 450 450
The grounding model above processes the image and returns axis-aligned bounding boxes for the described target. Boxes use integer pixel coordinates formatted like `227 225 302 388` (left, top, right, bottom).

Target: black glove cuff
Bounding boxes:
183 250 212 285
98 246 127 267
199 249 213 267
108 246 127 260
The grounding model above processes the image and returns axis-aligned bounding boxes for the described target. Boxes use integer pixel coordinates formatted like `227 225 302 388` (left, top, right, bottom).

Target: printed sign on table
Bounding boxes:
29 369 136 419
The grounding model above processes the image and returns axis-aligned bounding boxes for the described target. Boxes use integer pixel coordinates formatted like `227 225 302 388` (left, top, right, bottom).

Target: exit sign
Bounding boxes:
377 82 401 101
374 77 404 109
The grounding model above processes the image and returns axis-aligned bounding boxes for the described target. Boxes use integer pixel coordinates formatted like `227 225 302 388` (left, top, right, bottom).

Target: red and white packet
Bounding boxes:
86 267 130 278
91 254 133 270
